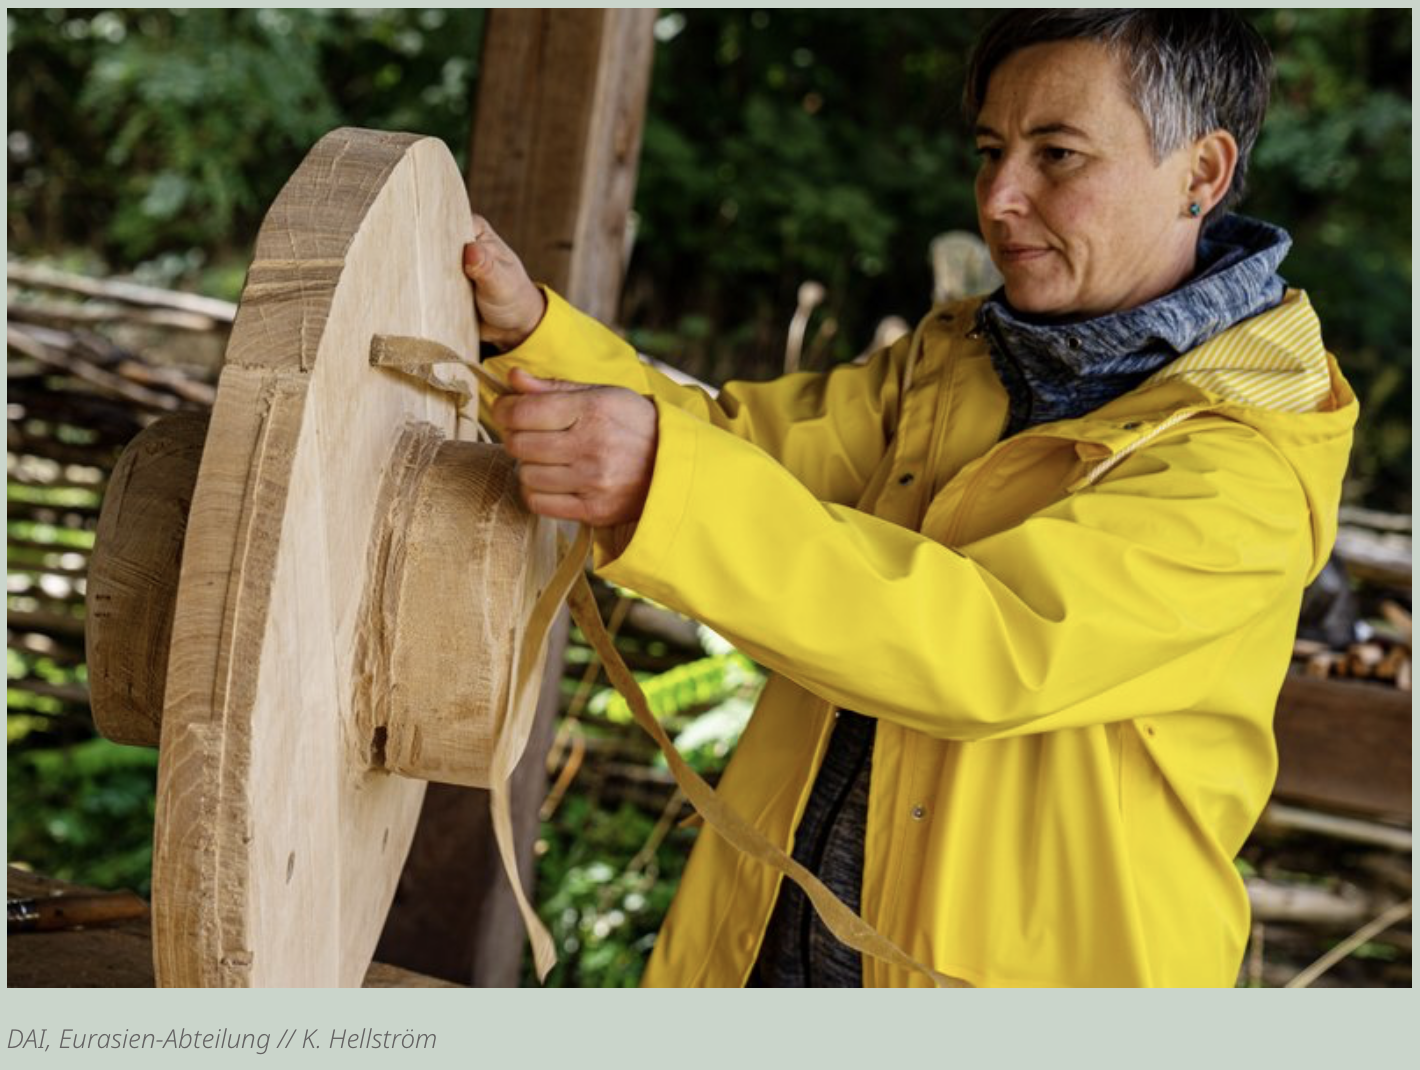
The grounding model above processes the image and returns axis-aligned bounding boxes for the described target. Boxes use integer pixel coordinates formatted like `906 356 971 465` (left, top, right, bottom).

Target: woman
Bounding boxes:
463 10 1357 987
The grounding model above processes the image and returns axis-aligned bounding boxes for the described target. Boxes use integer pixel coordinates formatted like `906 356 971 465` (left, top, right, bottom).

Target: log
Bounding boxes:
1333 525 1412 588
1258 802 1412 852
8 676 89 706
8 325 184 413
1245 876 1374 927
6 608 87 640
1272 671 1411 820
8 423 127 468
1336 506 1411 533
8 297 223 333
6 261 237 323
623 599 704 652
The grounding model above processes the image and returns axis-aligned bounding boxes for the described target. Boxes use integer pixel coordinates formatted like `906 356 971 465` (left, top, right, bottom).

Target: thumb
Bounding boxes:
462 241 491 279
507 367 590 394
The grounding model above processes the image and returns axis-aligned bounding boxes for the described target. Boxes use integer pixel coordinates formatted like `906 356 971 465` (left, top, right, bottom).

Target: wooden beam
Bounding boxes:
467 8 658 322
376 9 657 987
1272 671 1411 821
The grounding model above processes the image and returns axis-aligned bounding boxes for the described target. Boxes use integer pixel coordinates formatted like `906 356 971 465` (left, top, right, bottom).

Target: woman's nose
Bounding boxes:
976 159 1030 220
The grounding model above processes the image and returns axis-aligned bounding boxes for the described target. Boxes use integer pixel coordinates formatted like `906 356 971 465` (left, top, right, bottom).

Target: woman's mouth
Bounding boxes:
998 244 1052 263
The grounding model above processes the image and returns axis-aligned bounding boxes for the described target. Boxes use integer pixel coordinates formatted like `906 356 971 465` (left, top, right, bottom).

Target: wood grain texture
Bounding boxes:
1273 671 1411 820
468 8 657 323
153 128 481 987
380 439 556 787
87 411 210 747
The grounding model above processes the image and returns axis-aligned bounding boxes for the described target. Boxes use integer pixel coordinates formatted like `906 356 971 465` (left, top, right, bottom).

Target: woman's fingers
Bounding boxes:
462 214 547 348
517 462 581 494
494 391 587 434
521 492 592 524
504 429 579 464
492 379 657 529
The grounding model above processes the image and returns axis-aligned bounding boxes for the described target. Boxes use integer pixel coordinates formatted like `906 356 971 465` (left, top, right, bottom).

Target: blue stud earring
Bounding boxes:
1189 202 1202 218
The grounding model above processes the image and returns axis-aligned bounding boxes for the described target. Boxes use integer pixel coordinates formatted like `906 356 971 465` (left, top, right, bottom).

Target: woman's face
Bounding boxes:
974 40 1200 320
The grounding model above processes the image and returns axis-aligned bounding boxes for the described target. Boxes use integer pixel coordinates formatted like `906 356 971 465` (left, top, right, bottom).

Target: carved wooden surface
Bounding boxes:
153 129 481 986
87 411 210 747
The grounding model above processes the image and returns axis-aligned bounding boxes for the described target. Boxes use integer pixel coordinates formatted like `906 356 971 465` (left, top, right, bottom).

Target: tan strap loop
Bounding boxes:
562 544 969 989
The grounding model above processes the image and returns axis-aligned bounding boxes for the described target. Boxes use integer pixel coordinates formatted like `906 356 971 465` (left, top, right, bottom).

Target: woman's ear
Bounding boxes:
1187 130 1240 216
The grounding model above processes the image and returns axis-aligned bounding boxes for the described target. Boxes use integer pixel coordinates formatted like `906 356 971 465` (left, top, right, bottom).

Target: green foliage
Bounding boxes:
531 796 696 987
7 736 158 894
631 10 990 377
591 650 759 724
78 10 341 259
1244 9 1411 507
8 8 484 283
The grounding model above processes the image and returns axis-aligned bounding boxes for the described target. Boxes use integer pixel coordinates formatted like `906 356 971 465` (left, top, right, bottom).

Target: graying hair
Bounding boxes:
963 10 1274 222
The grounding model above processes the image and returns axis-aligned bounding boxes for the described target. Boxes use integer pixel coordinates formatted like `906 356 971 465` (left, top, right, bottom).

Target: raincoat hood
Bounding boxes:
1095 287 1357 582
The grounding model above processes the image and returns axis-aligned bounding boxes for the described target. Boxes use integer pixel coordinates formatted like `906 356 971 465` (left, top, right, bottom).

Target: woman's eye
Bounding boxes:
1043 146 1078 163
974 145 1002 162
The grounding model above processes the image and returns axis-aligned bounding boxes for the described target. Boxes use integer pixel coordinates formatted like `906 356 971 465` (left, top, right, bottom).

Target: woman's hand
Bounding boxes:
462 215 547 350
493 368 658 528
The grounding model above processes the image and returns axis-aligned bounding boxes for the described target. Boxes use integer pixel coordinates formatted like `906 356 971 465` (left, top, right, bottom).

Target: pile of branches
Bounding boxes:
1243 507 1411 987
7 263 227 737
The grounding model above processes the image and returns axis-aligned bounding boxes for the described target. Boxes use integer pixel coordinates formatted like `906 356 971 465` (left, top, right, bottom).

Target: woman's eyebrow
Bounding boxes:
1028 121 1092 139
973 121 1093 140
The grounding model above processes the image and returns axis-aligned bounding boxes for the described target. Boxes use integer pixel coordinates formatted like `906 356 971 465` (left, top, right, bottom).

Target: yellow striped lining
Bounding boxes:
1144 290 1333 414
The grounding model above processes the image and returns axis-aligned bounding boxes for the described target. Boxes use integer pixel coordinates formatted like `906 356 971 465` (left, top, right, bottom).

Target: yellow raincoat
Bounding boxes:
489 285 1356 988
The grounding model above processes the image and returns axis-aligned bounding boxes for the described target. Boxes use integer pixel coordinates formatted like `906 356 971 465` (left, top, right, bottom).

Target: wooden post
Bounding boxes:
468 8 658 322
375 7 657 986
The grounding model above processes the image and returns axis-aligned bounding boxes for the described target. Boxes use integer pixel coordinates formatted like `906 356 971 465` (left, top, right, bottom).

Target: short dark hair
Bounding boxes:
964 10 1274 220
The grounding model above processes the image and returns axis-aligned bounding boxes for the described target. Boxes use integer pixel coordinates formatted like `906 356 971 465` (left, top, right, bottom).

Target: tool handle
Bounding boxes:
8 891 149 933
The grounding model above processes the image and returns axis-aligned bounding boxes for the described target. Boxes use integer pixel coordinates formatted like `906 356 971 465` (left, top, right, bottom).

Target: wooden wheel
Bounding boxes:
89 128 559 986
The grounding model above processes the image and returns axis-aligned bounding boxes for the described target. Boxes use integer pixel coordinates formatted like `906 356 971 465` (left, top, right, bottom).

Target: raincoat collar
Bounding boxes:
977 214 1292 432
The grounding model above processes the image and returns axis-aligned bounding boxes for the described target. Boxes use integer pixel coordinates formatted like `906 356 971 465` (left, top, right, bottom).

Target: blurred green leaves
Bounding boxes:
8 8 484 273
7 737 158 894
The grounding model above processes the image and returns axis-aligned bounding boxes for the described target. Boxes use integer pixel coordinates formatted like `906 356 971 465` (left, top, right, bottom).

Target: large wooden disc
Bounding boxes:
153 129 482 986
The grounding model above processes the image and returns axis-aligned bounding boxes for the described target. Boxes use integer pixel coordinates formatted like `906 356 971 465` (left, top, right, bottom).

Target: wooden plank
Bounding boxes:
6 867 456 988
1272 671 1411 820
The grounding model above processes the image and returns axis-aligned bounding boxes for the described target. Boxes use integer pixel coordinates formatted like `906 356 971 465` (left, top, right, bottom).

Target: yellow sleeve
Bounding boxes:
597 405 1314 742
483 287 909 506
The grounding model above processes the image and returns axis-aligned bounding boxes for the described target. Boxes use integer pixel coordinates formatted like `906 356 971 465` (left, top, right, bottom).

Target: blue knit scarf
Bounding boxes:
977 214 1292 435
